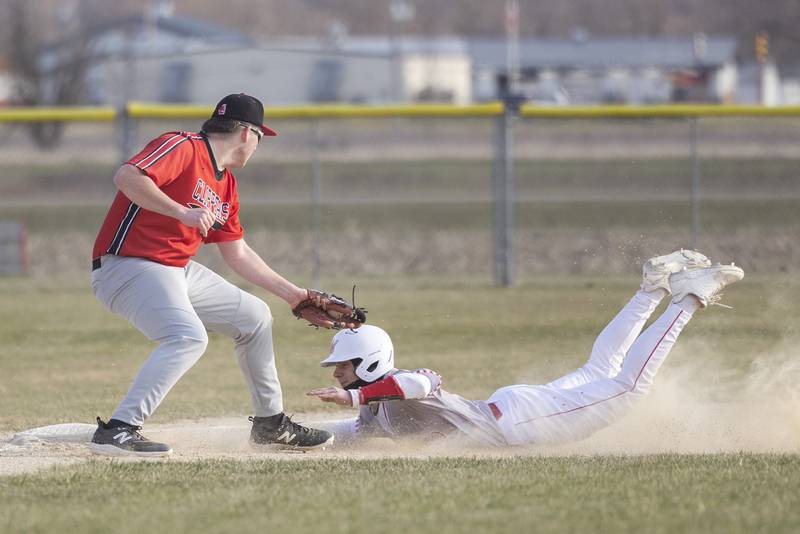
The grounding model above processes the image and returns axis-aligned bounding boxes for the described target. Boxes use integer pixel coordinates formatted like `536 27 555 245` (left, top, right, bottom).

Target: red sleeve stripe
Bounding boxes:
358 375 405 405
132 133 187 170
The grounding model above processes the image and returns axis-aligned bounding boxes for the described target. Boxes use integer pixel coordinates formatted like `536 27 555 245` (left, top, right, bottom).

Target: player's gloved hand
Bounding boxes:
179 206 215 237
307 387 353 406
292 288 367 330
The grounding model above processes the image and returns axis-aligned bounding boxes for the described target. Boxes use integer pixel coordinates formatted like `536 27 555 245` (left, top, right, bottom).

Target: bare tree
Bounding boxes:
5 0 108 148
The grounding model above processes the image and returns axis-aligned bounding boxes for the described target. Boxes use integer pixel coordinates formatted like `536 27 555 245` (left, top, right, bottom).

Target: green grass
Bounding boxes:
1 198 798 235
1 455 799 534
0 273 795 430
2 157 799 207
2 274 799 532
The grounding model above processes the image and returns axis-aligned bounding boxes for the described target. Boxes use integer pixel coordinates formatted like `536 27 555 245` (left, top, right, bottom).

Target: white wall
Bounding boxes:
401 54 472 104
0 73 13 104
86 46 396 105
761 62 781 106
782 79 800 105
712 61 738 102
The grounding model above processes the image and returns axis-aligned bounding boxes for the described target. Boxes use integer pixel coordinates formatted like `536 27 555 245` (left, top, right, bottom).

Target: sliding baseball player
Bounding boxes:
308 250 743 447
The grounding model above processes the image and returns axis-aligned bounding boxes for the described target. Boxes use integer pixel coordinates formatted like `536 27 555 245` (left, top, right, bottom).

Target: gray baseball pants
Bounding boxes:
91 254 283 426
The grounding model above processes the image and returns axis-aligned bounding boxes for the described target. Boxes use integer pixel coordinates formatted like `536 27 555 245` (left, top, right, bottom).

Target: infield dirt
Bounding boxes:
4 340 799 477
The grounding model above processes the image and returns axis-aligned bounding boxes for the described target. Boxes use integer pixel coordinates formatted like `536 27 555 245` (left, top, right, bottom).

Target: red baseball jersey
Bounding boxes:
92 131 244 267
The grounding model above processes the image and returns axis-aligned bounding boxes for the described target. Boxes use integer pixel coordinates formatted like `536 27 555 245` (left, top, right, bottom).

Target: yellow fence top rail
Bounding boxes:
129 101 800 119
2 103 800 122
519 103 800 117
0 106 116 122
127 101 504 118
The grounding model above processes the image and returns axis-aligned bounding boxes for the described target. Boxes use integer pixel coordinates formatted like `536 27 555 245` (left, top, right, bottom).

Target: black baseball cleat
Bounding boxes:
89 417 173 457
249 414 334 450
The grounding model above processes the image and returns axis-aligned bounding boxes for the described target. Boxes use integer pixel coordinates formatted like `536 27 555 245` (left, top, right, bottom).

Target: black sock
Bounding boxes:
107 418 133 429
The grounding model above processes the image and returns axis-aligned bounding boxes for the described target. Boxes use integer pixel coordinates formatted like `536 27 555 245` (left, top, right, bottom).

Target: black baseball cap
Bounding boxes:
211 93 278 136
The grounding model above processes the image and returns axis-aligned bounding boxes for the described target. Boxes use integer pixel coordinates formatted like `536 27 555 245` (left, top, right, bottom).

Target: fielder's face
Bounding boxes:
228 123 262 168
333 361 359 388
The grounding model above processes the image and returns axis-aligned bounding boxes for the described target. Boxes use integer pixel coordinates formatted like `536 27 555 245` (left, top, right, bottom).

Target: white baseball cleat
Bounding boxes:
641 249 711 293
669 263 744 308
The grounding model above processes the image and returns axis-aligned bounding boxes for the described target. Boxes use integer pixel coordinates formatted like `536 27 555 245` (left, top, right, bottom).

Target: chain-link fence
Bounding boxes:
0 105 798 281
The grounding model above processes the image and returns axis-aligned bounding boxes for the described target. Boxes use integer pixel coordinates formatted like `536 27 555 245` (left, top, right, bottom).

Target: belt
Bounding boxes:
92 257 102 271
488 402 503 420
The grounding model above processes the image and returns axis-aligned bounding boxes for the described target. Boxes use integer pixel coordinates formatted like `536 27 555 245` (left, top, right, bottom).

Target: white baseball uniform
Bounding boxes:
331 290 694 447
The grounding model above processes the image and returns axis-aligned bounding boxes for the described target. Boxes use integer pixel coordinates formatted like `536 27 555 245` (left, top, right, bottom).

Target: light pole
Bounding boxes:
388 0 414 102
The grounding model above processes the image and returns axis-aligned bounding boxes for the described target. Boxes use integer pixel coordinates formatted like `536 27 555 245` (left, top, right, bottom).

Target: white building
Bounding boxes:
469 34 739 104
41 11 741 106
44 14 471 106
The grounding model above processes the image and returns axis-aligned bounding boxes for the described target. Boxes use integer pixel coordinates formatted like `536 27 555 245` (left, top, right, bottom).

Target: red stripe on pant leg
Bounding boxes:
631 310 683 390
514 310 684 427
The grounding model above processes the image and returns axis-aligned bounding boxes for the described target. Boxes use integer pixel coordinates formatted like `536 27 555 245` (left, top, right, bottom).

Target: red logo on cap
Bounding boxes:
217 104 227 115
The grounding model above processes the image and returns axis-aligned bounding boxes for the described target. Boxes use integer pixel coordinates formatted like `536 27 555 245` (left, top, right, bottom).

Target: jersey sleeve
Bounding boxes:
411 368 443 393
204 174 244 244
127 132 194 187
356 369 442 404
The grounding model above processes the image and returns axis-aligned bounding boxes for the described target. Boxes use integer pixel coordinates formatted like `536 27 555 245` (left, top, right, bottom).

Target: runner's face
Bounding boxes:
333 361 359 388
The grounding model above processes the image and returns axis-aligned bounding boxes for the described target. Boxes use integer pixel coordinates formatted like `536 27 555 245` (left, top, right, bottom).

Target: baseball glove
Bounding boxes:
292 288 367 330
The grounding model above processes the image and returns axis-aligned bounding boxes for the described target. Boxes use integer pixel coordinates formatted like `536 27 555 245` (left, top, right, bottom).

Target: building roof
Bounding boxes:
260 34 737 69
469 36 738 70
42 13 253 58
138 14 254 45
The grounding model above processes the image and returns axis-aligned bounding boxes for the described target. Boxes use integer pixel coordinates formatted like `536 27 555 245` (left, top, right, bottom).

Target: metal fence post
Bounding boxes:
310 119 322 289
493 93 521 287
689 117 701 248
118 102 135 164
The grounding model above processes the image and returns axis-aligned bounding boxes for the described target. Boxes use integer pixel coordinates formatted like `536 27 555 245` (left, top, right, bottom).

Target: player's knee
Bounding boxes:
160 328 208 357
238 294 272 333
182 326 209 351
612 375 635 392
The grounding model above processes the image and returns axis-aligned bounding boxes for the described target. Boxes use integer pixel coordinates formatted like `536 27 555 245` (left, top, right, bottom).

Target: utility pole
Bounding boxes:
755 31 769 105
388 0 415 102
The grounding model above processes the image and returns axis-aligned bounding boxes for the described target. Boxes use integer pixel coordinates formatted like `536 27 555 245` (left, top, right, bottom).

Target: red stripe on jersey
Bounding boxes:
358 375 404 405
134 133 187 170
131 133 182 166
92 131 243 266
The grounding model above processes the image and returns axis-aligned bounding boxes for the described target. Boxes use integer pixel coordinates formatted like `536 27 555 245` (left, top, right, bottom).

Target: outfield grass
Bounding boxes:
1 157 798 206
0 273 795 431
1 455 799 534
1 198 798 235
2 273 799 532
2 146 799 532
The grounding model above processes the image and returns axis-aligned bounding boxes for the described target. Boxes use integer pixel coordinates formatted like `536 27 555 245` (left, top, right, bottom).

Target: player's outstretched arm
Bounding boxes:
308 373 435 407
307 387 354 406
217 239 306 307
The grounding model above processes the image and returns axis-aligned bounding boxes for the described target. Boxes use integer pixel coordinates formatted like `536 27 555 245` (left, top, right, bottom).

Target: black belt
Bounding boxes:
92 257 102 271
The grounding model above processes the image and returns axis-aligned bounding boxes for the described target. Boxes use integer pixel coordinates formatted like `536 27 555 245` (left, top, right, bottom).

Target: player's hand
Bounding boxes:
179 207 215 237
307 387 353 406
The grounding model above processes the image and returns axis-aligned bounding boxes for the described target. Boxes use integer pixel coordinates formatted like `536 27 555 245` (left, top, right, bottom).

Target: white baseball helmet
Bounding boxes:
320 325 394 383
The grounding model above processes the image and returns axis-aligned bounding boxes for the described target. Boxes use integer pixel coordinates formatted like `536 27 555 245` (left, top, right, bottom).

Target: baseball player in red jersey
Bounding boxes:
90 94 332 456
308 251 744 447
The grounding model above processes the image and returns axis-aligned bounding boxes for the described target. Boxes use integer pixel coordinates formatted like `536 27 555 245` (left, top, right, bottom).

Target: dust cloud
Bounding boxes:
542 338 800 455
